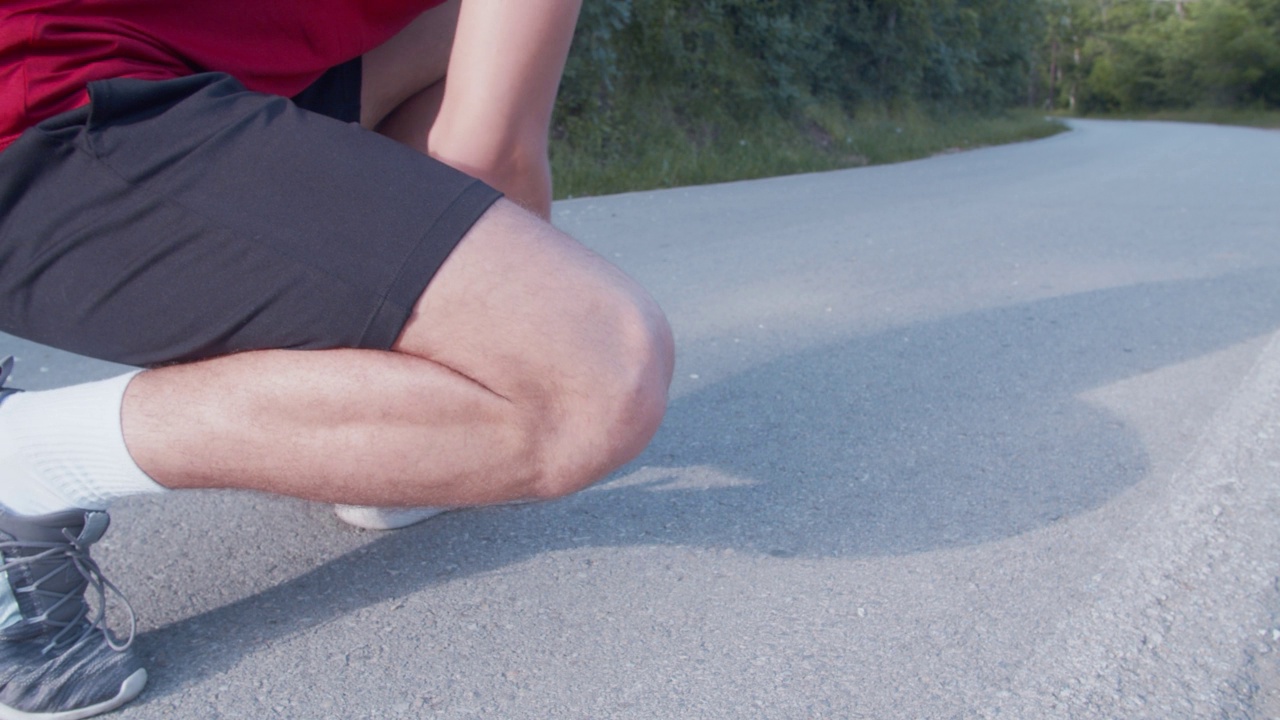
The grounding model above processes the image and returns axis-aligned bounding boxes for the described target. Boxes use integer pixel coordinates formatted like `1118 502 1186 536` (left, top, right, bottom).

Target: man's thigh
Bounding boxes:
0 71 499 367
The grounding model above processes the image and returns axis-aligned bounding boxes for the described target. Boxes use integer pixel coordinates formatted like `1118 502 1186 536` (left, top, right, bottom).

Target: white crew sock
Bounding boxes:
0 371 167 516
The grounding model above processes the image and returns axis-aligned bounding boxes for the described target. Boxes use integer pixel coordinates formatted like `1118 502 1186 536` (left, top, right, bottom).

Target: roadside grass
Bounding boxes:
550 105 1067 200
1060 107 1280 129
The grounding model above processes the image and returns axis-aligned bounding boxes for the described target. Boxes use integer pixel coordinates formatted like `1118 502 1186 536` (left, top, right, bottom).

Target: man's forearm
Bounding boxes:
426 0 582 220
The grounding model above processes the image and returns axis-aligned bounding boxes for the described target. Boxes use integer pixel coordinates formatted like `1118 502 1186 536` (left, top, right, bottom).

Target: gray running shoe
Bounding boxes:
0 355 146 717
0 508 146 718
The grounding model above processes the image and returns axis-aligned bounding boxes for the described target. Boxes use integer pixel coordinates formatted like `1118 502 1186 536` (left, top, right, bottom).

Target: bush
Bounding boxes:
555 0 1046 145
1040 0 1280 113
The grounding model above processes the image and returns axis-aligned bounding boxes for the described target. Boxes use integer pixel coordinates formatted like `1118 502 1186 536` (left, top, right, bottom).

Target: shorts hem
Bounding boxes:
359 181 503 350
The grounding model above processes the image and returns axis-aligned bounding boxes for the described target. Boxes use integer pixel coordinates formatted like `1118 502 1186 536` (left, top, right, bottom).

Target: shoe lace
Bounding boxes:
0 529 137 656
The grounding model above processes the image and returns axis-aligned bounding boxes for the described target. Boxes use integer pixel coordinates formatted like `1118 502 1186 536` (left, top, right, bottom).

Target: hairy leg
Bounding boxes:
120 200 674 507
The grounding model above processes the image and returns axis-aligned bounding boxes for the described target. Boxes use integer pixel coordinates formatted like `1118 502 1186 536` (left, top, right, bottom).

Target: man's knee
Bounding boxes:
524 286 675 501
393 200 674 504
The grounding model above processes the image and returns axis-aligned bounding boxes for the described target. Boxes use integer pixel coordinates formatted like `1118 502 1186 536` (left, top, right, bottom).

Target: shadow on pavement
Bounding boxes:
133 266 1280 701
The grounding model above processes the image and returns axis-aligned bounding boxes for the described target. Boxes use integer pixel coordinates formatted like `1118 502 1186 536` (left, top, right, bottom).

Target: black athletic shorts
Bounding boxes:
0 61 502 367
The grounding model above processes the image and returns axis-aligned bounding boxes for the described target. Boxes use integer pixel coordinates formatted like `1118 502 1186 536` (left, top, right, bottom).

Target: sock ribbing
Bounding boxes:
0 371 167 515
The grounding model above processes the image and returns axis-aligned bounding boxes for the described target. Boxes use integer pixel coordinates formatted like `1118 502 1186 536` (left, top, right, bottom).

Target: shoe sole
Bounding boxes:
0 668 146 720
334 499 534 531
333 505 450 530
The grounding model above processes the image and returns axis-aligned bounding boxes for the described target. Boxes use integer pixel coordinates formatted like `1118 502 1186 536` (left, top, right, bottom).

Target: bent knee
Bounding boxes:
525 290 675 500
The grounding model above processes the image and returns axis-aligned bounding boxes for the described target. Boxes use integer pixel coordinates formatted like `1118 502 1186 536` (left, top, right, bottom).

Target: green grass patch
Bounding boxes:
1061 107 1280 129
550 104 1067 200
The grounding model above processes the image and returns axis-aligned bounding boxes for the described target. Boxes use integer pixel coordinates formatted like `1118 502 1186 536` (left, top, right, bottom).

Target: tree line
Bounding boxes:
554 0 1043 150
553 0 1279 139
1040 0 1280 113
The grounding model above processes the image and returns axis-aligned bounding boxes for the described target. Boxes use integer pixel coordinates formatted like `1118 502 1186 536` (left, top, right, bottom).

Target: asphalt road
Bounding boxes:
4 118 1280 718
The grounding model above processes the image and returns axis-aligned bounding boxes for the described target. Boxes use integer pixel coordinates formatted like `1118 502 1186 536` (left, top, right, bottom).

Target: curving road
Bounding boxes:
4 118 1280 718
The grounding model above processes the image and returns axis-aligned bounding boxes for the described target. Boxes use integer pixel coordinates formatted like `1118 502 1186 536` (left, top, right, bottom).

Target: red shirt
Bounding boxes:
0 0 446 152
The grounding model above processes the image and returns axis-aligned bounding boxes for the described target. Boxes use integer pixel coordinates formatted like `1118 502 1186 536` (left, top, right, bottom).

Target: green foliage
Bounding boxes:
1037 0 1280 113
554 0 1047 155
1191 1 1280 104
549 2 1076 198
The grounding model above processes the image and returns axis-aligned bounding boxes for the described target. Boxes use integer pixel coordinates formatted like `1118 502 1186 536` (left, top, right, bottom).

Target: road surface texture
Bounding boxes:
3 119 1280 718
